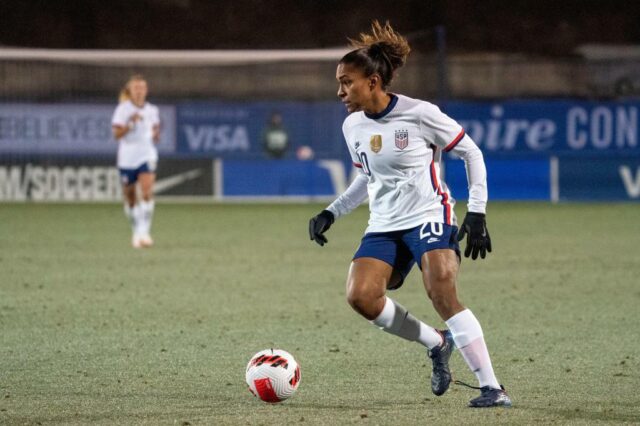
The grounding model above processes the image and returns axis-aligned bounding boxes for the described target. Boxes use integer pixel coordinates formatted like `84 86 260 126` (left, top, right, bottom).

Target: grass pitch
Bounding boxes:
1 202 639 425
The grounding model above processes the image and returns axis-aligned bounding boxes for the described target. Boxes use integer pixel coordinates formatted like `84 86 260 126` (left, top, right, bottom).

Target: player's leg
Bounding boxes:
347 258 443 350
422 247 510 407
120 169 142 248
137 169 156 247
421 248 463 320
347 232 444 350
401 223 458 396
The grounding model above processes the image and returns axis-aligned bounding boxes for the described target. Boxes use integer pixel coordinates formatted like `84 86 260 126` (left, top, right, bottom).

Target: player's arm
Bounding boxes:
422 102 491 260
111 110 141 140
309 167 368 247
151 107 161 143
112 124 129 140
152 124 161 143
447 134 491 260
309 122 369 246
446 133 487 216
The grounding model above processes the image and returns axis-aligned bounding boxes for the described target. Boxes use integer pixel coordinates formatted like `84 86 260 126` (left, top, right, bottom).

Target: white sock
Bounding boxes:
139 200 155 236
371 296 443 349
133 203 145 237
446 309 500 389
124 204 137 233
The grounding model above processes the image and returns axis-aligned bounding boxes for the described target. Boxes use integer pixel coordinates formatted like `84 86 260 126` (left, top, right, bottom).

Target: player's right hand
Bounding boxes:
308 210 335 246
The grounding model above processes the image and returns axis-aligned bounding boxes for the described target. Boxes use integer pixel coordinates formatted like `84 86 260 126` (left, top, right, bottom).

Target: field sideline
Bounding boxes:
1 202 639 425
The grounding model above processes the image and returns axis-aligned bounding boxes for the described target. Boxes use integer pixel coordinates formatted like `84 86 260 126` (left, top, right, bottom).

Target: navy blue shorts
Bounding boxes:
119 161 156 186
353 222 461 290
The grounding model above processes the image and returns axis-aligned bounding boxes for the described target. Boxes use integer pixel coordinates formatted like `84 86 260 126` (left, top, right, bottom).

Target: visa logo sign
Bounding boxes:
182 125 250 152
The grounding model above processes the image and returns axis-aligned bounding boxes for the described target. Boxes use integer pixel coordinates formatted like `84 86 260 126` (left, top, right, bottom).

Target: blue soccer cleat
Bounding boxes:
468 385 512 408
428 329 455 396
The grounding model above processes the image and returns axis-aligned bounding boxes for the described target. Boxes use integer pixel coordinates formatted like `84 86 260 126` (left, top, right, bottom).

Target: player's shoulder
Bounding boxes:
112 100 133 123
114 99 133 112
342 111 365 133
144 102 159 112
395 94 441 115
396 94 452 129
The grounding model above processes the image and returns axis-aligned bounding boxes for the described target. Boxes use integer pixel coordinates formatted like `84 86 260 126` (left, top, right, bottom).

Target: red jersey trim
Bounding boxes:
429 145 452 225
443 129 466 152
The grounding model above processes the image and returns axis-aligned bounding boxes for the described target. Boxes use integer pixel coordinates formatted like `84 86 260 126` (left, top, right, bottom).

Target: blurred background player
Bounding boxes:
309 21 511 408
111 74 161 248
262 111 289 159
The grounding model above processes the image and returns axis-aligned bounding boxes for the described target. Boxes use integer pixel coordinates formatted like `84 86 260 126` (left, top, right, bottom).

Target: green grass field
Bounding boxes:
1 202 639 425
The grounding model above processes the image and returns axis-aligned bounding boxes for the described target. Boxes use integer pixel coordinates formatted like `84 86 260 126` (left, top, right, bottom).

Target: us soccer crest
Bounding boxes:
395 129 409 150
370 134 382 153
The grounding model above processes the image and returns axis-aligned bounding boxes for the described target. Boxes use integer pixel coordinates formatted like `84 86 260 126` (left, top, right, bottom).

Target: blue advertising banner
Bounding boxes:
176 101 347 159
558 155 640 201
446 100 639 155
0 103 176 156
222 159 341 197
445 157 550 201
221 157 552 201
2 100 639 160
178 99 640 160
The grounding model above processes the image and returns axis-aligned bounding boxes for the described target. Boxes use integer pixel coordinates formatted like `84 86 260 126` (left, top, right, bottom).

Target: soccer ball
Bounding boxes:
245 349 301 403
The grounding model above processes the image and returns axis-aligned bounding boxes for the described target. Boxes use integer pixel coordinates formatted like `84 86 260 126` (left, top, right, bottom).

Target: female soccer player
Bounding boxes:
309 21 511 408
111 75 160 248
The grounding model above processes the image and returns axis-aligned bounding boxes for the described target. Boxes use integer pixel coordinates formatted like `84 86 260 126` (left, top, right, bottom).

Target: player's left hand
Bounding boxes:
457 212 492 260
308 210 334 246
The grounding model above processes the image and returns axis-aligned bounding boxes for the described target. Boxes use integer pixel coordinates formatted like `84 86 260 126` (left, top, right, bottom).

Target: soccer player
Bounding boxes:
111 74 160 249
308 21 511 408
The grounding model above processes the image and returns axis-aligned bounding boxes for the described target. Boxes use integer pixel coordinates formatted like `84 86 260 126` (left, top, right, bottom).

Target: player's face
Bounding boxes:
336 63 375 113
128 80 148 107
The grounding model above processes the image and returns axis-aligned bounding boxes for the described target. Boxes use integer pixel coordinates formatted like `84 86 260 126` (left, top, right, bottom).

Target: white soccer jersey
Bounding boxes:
327 94 487 234
111 100 160 169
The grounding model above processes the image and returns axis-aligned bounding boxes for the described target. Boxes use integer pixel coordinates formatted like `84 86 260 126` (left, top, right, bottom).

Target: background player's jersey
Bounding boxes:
111 100 160 169
340 94 479 233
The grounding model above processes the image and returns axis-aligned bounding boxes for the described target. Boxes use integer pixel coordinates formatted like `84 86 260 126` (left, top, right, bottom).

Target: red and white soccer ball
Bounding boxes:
246 349 301 403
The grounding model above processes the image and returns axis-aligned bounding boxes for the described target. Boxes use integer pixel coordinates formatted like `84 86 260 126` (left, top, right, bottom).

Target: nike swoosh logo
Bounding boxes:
155 169 203 193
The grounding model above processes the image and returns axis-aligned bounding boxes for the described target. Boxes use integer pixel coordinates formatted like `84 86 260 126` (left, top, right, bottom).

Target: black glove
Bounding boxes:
457 212 492 260
308 210 335 246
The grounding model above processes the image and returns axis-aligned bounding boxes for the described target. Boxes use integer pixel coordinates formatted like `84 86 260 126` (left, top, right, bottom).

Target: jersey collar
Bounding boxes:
364 94 398 120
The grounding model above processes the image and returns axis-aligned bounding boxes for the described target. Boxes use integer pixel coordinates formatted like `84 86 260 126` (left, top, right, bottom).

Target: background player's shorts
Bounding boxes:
353 222 461 290
119 161 156 186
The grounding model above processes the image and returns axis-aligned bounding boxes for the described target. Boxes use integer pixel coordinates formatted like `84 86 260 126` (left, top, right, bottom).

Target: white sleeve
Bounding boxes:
111 103 128 126
448 134 488 214
325 119 369 219
419 102 465 151
342 120 361 167
326 171 368 220
151 105 160 126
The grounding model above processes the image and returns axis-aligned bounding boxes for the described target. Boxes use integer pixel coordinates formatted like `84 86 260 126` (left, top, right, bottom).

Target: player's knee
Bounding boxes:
346 287 366 311
429 265 456 286
346 285 377 319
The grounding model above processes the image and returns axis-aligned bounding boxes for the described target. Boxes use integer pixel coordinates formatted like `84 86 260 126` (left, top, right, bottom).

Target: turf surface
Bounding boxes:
1 202 639 425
